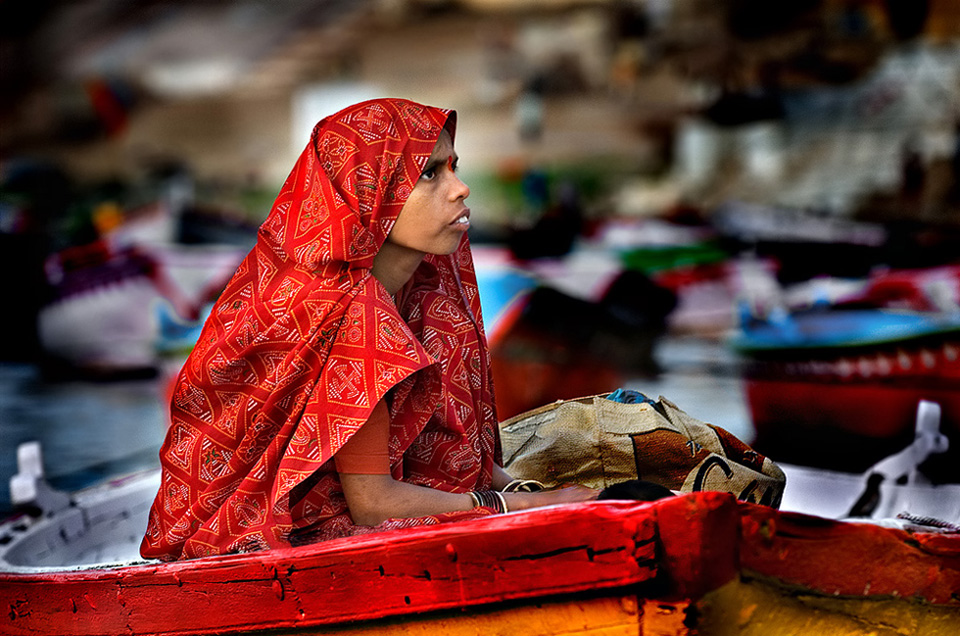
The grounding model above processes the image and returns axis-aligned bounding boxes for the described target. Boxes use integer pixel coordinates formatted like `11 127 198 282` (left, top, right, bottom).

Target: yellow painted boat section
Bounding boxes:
697 577 960 636
255 576 960 636
249 594 644 635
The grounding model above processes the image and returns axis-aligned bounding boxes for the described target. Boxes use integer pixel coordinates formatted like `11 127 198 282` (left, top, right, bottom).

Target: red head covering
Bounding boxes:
141 99 499 560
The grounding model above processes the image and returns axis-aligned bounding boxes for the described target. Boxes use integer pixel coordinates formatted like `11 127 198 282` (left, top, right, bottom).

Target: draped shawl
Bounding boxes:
141 99 499 560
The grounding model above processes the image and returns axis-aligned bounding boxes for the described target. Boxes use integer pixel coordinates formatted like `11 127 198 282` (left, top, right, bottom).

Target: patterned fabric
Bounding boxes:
141 99 500 561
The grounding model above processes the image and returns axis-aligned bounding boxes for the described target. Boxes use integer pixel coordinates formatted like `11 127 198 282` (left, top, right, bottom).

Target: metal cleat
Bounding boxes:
9 441 71 515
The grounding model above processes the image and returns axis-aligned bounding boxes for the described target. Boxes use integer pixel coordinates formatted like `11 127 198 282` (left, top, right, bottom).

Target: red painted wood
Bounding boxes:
5 491 957 636
738 503 960 604
2 498 662 636
654 492 740 599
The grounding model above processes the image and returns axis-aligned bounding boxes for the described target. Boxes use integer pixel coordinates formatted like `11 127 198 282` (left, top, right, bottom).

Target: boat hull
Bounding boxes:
735 311 960 473
3 492 959 636
747 375 960 472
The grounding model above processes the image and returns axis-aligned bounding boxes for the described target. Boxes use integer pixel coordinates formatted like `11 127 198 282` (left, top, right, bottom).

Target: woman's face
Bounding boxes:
386 129 471 257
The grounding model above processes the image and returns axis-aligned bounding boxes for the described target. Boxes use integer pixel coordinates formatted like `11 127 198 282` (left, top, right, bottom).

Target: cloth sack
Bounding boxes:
500 392 785 507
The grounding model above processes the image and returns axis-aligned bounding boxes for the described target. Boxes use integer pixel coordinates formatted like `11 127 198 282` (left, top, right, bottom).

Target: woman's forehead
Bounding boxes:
430 129 455 159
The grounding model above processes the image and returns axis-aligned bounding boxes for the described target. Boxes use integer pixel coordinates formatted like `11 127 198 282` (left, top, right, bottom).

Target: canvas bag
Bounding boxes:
500 393 785 508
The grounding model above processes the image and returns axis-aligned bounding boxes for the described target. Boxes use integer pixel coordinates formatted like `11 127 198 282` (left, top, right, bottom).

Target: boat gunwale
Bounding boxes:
2 496 675 636
4 490 959 636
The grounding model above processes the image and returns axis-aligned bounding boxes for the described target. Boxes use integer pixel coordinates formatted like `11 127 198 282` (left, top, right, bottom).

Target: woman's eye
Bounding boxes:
420 167 437 180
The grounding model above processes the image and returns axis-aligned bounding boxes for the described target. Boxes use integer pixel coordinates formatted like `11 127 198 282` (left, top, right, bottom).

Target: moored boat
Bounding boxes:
732 307 960 475
36 239 244 379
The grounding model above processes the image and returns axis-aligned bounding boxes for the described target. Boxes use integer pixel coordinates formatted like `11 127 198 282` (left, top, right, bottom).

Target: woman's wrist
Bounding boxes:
467 489 509 513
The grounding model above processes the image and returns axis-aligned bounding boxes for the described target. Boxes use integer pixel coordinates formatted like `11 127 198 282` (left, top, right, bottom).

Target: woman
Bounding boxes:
141 98 596 561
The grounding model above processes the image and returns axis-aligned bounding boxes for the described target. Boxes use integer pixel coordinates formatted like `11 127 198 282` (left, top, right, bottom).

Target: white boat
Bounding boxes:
778 400 960 526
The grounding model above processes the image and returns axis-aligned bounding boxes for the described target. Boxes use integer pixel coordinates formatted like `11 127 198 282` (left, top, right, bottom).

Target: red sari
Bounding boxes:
141 99 499 560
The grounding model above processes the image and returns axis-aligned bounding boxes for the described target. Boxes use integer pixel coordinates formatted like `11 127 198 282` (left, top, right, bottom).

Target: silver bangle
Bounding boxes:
493 490 509 514
503 479 546 493
469 490 507 514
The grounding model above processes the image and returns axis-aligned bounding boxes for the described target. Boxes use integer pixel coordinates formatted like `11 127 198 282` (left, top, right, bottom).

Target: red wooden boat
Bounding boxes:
2 455 958 635
732 308 960 474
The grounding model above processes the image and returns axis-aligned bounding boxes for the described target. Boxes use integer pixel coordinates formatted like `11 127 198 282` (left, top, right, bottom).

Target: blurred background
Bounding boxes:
2 0 959 514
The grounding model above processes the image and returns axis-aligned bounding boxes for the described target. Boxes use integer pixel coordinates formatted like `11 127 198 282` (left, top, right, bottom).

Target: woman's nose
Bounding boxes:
451 173 470 200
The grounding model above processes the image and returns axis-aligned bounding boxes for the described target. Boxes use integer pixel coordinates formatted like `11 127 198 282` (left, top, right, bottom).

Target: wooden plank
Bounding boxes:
247 593 644 636
654 492 740 599
695 577 960 636
738 503 960 605
11 488 957 636
2 498 665 636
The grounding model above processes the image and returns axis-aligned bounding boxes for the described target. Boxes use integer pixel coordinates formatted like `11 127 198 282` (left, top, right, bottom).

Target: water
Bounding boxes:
0 336 754 517
0 364 167 514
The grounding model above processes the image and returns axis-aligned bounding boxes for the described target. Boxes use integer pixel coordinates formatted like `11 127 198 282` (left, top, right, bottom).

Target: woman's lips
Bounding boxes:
452 208 471 227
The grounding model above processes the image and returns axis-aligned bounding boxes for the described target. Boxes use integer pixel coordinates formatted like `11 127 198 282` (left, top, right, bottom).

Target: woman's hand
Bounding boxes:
493 465 599 512
491 464 515 491
340 473 598 525
501 484 599 512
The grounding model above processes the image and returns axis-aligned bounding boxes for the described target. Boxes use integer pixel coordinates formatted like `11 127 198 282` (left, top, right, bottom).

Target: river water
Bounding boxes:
0 363 168 514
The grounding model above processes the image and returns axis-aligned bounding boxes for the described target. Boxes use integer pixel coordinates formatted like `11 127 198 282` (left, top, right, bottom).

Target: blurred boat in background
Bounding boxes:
778 399 960 524
733 304 960 478
475 244 677 419
35 201 245 380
